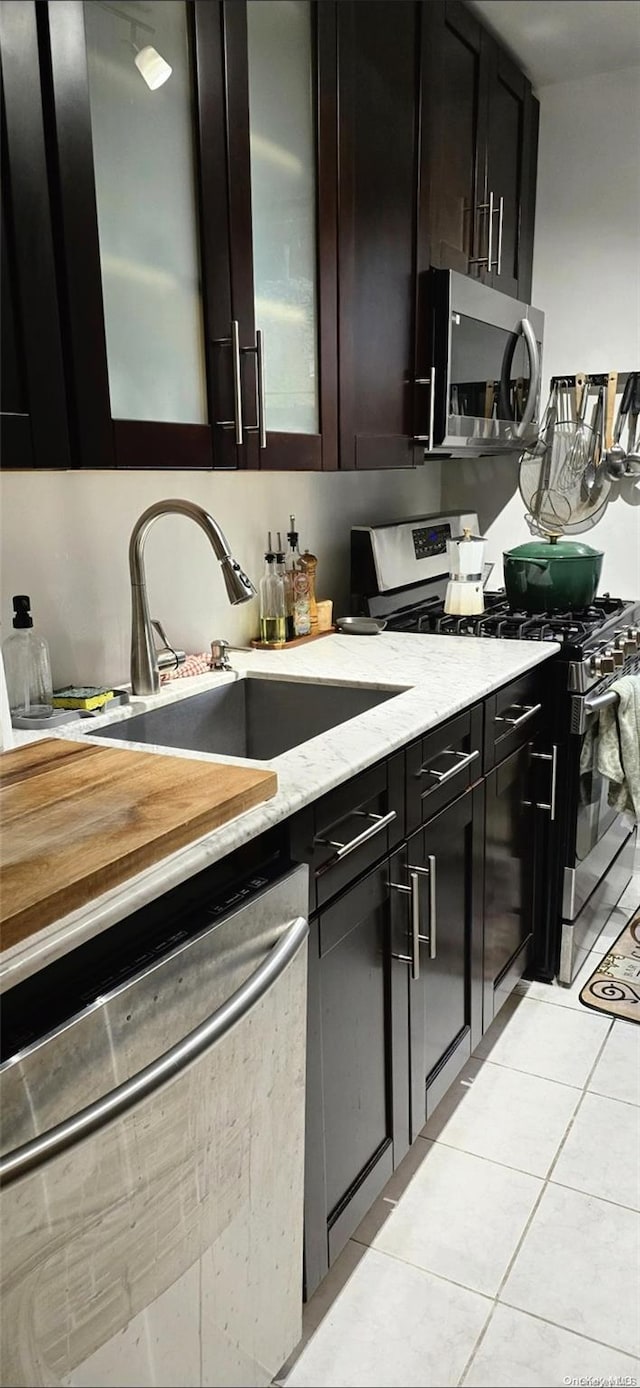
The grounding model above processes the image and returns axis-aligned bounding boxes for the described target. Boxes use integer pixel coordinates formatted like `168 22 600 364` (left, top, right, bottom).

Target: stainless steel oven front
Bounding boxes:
421 269 544 457
559 687 637 984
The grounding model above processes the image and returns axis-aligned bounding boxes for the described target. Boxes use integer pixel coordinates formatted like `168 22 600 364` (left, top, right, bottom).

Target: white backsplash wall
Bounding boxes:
442 64 640 597
0 466 441 688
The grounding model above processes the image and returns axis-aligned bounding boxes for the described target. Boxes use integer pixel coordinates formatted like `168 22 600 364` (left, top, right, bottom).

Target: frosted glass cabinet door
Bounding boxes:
246 0 318 438
84 1 207 425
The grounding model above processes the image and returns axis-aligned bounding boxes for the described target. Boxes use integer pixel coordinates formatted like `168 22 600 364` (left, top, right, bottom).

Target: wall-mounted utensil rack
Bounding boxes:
550 371 637 389
549 372 640 480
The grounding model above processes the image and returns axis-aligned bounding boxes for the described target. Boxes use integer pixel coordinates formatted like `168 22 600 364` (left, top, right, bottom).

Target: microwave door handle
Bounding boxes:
515 318 541 439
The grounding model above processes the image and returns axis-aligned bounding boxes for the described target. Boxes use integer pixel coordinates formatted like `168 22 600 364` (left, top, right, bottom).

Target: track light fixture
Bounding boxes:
99 3 172 91
133 42 172 90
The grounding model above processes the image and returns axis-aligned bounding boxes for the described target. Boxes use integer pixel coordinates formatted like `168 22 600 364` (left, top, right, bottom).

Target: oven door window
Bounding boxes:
449 314 532 427
577 718 619 861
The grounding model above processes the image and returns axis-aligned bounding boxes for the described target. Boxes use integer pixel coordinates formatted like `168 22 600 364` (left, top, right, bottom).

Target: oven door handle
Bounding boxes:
0 915 309 1189
573 687 620 735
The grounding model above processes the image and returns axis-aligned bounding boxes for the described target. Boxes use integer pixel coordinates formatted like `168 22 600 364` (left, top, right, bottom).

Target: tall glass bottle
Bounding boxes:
286 516 311 638
259 535 286 646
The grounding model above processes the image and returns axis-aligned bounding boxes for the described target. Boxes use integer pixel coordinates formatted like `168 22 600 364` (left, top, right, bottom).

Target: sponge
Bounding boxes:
52 686 115 711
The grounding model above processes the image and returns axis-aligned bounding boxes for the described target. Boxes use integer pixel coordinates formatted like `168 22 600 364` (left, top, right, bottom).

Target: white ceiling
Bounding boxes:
468 0 640 86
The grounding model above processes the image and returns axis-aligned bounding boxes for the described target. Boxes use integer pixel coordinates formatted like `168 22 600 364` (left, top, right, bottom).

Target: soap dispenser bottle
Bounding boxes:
2 595 54 719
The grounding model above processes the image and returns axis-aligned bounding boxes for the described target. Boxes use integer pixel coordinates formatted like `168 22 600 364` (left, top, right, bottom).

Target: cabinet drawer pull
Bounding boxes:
469 189 495 268
407 860 437 959
242 330 267 450
495 195 504 274
315 809 397 870
414 367 436 449
391 856 437 975
494 701 541 732
212 319 244 445
391 871 427 980
418 747 479 795
427 854 437 959
525 745 558 820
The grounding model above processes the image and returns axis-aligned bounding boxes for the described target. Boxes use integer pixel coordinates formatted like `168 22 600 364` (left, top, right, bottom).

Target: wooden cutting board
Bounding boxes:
0 739 277 951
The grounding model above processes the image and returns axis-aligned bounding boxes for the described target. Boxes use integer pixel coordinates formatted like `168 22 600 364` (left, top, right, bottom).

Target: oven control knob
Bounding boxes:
591 653 615 676
628 628 640 647
612 648 625 669
615 635 637 657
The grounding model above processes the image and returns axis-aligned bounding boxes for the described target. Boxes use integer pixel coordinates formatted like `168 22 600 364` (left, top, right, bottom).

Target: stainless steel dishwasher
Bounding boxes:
0 860 308 1388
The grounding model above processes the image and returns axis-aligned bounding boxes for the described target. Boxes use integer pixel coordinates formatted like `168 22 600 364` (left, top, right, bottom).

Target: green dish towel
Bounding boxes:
596 674 640 821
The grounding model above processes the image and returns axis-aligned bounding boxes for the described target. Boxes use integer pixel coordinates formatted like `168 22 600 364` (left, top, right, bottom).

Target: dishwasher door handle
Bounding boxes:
0 914 309 1189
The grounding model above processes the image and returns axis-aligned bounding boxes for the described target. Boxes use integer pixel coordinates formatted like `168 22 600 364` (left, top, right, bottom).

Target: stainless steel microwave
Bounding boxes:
419 269 544 457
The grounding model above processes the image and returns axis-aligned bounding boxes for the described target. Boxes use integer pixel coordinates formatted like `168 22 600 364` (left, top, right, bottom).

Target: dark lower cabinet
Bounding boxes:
400 784 484 1137
304 858 410 1298
483 740 536 1024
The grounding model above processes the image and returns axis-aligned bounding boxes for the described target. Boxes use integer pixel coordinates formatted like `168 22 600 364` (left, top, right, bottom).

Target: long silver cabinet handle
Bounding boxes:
487 188 494 276
0 915 309 1189
469 189 494 268
495 195 504 274
391 871 426 980
256 329 267 449
418 747 479 796
526 745 558 820
494 701 541 731
407 861 437 959
414 366 436 449
242 330 267 450
427 855 437 959
212 320 244 444
315 809 397 870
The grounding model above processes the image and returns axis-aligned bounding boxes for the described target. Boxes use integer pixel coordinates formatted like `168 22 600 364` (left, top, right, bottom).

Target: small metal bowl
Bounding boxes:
335 616 387 635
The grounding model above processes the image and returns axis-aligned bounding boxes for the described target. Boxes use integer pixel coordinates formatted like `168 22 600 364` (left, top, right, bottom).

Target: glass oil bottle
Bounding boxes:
259 533 287 646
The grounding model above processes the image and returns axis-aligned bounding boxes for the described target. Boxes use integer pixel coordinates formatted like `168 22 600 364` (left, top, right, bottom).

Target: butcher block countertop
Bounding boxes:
0 738 276 951
0 632 558 991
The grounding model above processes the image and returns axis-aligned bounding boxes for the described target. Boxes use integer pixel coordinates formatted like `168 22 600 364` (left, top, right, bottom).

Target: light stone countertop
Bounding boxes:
1 632 558 991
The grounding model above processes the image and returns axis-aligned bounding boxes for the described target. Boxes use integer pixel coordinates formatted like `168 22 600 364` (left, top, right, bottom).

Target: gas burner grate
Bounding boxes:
391 591 634 650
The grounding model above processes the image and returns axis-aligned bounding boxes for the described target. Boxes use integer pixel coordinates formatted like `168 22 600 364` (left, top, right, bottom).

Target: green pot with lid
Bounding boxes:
503 537 603 613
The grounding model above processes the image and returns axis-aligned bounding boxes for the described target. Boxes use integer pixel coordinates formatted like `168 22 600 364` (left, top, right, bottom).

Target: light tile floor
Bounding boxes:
280 873 640 1388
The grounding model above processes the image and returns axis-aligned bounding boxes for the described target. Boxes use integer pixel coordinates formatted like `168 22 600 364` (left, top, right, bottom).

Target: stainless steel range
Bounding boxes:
351 511 638 985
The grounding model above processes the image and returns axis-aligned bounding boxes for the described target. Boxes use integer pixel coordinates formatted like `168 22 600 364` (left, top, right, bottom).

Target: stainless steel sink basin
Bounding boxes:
90 677 398 760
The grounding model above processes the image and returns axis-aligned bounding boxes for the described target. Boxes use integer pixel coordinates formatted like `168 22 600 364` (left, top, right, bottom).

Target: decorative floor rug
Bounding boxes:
580 908 640 1023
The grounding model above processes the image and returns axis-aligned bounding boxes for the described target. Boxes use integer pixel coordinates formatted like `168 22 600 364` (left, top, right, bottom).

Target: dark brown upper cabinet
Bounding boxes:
13 0 337 472
336 0 422 470
0 1 72 470
219 1 338 471
1 0 539 474
483 39 539 300
420 0 538 303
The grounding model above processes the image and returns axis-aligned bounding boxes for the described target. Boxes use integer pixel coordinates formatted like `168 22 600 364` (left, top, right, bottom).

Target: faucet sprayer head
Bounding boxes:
220 555 257 605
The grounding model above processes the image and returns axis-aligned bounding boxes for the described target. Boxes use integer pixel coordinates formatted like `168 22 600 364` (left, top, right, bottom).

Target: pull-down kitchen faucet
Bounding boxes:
128 499 256 695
